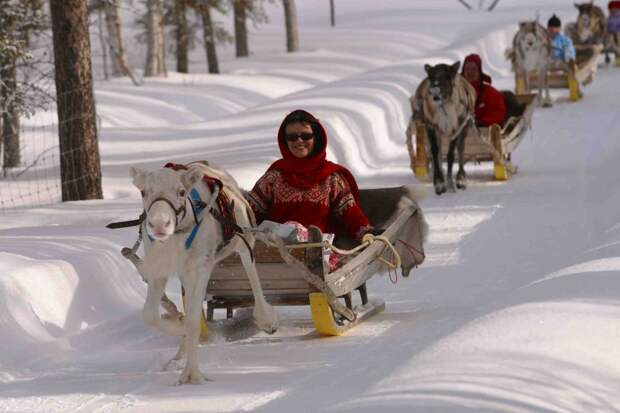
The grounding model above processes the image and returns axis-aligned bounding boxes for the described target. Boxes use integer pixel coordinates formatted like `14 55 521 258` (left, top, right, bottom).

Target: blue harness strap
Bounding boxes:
185 188 205 250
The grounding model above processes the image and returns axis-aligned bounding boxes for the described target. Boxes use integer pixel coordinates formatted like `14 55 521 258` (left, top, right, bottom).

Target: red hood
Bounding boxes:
462 53 493 84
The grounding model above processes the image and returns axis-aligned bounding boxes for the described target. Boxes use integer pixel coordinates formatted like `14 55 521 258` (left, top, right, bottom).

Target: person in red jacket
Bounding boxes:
247 109 373 243
461 53 506 126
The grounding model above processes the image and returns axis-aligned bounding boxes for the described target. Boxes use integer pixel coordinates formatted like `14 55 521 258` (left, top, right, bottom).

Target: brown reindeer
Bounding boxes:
564 2 615 62
565 2 607 46
410 62 476 195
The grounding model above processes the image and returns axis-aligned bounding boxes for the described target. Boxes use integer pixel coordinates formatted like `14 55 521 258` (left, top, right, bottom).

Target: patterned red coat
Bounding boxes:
247 169 371 239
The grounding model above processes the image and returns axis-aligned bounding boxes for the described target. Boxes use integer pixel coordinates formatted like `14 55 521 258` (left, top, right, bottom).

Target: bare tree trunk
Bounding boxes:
175 0 189 73
330 0 335 27
0 61 20 169
99 0 139 85
145 0 167 77
282 0 299 52
97 7 109 80
50 0 103 201
233 0 249 57
104 0 130 77
198 1 220 73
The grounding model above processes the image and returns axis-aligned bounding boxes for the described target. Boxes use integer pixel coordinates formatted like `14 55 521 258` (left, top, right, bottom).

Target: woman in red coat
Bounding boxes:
461 53 506 126
247 109 373 242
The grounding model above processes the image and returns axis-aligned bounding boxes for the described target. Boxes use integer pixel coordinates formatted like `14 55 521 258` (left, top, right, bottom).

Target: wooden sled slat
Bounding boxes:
324 207 414 296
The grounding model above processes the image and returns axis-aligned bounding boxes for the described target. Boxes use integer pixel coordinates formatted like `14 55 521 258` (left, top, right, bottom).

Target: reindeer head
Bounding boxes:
575 3 602 42
423 62 460 107
130 166 204 241
518 21 546 51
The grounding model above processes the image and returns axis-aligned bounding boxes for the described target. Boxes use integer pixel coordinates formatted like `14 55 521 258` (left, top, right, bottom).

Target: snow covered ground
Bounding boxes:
1 1 620 412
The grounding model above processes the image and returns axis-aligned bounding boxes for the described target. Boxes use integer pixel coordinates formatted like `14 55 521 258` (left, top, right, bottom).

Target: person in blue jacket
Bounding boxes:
547 14 576 64
547 14 582 96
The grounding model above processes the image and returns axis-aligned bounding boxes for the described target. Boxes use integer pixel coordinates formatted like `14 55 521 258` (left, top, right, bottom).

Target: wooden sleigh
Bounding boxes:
408 93 537 182
204 187 426 336
516 44 603 102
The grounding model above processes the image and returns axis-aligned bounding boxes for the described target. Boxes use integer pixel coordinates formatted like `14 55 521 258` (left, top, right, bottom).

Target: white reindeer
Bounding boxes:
506 21 553 107
125 161 278 384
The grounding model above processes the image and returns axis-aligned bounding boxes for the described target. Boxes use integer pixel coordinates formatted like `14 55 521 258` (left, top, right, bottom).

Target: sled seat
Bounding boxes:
206 187 426 335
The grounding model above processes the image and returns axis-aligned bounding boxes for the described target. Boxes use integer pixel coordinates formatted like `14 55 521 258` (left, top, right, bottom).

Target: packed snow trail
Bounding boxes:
1 1 620 412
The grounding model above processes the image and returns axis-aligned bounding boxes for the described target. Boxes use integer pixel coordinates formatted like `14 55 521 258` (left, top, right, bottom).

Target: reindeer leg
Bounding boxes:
122 248 183 323
446 139 457 193
163 337 186 372
143 278 184 337
541 68 553 107
605 48 611 65
237 236 279 334
141 278 187 371
428 127 446 195
604 34 611 64
161 293 183 322
456 132 467 190
177 260 213 385
522 70 530 95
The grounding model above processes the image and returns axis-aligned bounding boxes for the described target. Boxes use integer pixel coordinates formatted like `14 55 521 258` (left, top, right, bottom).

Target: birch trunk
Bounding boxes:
198 2 220 73
233 0 249 57
145 0 167 77
282 0 299 52
175 0 189 73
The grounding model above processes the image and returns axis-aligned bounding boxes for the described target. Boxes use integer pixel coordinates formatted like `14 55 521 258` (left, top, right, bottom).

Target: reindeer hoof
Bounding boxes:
163 357 184 372
254 305 279 334
121 247 132 258
177 367 210 385
456 177 467 190
434 182 447 195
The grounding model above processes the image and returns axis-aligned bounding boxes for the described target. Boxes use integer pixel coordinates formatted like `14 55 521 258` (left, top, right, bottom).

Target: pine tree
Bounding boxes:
172 0 190 73
196 0 220 73
282 0 298 52
231 0 272 58
50 0 103 201
232 0 249 57
0 0 49 170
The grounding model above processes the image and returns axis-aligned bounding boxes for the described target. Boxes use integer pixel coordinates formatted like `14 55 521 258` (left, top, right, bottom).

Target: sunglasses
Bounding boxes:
285 132 315 142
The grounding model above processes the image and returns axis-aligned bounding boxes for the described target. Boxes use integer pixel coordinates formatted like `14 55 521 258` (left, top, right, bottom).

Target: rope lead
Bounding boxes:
285 233 403 271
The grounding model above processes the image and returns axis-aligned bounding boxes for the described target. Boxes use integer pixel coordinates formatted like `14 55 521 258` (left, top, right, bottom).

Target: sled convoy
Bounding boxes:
407 2 617 193
108 3 618 384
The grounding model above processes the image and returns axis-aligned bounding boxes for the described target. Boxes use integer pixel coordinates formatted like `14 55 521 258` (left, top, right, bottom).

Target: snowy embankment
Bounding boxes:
1 1 620 412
